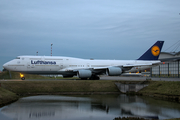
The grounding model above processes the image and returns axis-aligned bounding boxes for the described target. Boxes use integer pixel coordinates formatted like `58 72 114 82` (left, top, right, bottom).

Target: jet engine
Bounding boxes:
77 70 92 78
106 67 122 76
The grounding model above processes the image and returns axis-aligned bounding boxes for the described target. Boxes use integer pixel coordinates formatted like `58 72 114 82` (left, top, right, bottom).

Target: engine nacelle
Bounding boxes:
77 70 92 78
106 67 122 76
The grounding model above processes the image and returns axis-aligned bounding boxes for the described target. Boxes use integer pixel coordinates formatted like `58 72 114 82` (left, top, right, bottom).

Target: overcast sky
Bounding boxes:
0 0 180 70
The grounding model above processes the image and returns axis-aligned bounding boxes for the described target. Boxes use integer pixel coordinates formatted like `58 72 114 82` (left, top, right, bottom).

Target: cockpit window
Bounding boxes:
16 57 20 59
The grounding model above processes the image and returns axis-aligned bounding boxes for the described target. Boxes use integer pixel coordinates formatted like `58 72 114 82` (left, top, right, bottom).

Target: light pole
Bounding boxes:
51 43 53 56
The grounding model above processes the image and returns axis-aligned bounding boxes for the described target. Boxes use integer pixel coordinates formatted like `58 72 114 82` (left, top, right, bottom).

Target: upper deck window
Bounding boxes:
16 57 20 59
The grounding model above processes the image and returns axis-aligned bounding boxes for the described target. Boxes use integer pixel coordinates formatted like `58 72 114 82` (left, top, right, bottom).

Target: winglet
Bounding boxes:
137 41 164 60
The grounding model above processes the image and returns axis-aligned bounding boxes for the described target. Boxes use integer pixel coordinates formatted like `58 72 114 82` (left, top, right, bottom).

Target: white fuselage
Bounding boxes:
3 56 160 76
2 41 164 79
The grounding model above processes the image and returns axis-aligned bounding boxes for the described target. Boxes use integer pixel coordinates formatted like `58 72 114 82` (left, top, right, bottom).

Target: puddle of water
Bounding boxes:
0 95 180 120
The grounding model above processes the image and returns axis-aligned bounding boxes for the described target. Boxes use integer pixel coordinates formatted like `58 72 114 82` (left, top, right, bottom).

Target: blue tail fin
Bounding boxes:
137 41 164 60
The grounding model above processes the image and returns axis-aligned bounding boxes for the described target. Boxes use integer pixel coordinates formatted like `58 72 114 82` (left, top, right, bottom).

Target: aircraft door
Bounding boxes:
27 58 31 70
59 59 64 69
41 56 45 71
87 63 90 68
27 62 30 69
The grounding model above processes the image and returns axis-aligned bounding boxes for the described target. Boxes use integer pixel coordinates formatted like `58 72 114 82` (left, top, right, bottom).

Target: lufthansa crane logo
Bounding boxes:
151 46 160 56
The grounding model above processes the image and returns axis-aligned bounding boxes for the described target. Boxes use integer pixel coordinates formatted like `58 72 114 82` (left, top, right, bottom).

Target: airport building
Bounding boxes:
151 52 180 78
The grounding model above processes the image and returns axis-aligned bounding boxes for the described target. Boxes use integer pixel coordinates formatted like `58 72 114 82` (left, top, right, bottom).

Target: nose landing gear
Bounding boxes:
20 73 25 80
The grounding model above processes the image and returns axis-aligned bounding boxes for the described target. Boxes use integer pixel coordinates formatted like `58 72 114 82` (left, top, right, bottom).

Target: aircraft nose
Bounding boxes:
3 63 8 69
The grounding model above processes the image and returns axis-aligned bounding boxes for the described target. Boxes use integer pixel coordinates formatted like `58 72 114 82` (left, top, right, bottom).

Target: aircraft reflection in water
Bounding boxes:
1 95 180 120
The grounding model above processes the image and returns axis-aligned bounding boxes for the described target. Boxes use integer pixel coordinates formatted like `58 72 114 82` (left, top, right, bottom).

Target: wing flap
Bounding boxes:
123 63 153 67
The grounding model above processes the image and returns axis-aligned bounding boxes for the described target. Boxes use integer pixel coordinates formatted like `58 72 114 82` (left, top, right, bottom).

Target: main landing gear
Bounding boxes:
89 75 100 80
80 75 100 80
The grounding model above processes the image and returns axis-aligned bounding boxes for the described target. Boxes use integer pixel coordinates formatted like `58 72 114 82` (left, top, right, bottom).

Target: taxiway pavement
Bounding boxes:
0 76 179 81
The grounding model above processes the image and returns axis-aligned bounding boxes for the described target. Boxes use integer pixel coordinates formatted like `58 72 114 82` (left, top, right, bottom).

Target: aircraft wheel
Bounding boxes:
96 76 100 80
21 77 25 80
89 76 100 80
95 76 100 80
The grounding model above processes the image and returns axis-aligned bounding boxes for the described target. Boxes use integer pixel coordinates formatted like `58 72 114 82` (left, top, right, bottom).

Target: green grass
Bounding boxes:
0 71 77 80
1 80 119 95
139 81 180 96
138 81 180 102
0 71 10 79
0 87 19 107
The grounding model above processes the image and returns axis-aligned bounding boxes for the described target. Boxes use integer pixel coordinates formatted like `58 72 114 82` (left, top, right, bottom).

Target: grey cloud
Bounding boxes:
0 0 180 70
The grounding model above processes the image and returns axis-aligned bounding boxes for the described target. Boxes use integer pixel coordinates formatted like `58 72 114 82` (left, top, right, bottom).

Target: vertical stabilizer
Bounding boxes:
137 41 164 60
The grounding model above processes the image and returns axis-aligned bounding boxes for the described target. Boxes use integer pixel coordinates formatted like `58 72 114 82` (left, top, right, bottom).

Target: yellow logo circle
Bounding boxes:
151 46 160 56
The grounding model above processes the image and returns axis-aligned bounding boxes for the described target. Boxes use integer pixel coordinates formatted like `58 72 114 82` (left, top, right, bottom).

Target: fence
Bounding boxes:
151 60 180 78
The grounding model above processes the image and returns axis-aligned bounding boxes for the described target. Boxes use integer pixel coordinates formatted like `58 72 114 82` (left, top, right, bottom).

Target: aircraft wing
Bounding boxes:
61 61 162 79
122 63 153 67
92 63 153 70
70 63 157 71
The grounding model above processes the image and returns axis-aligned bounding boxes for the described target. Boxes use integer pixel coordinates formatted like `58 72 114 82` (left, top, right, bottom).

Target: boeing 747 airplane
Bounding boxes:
3 41 164 80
